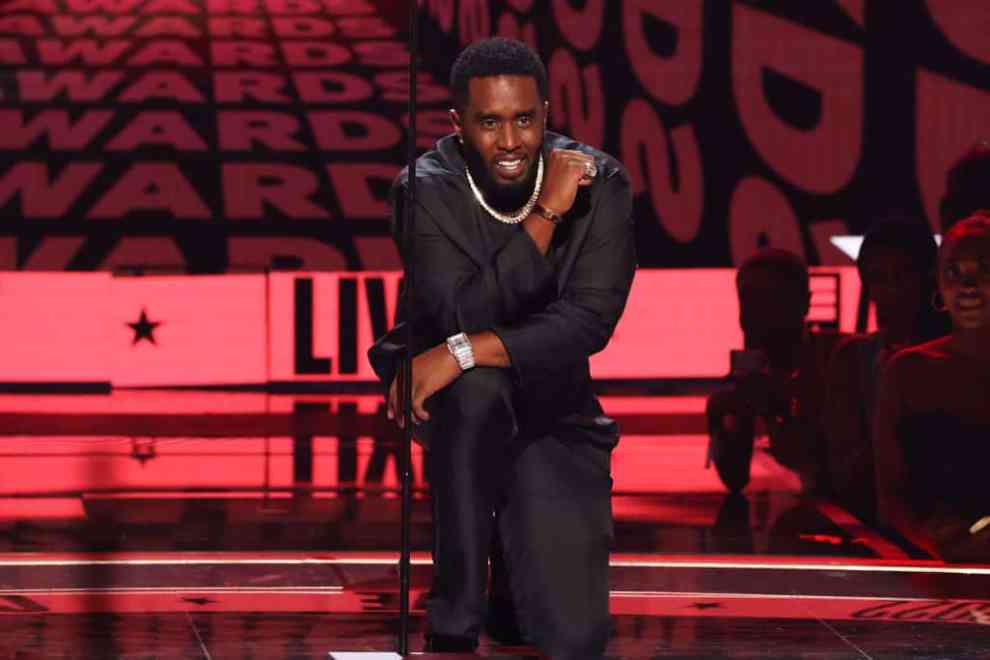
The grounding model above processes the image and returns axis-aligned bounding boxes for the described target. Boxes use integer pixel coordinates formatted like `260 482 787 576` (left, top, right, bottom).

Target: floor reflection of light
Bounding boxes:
0 554 986 575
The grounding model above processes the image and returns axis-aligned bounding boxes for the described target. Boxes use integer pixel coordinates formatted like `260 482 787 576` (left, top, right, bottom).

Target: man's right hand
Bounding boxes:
386 343 462 428
536 148 597 217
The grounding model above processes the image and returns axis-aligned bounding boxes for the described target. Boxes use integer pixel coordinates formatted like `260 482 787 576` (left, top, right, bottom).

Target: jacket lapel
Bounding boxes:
414 174 488 267
406 135 487 266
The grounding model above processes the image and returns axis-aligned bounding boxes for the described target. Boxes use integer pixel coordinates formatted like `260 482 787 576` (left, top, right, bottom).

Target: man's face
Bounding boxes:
737 266 810 349
450 75 547 209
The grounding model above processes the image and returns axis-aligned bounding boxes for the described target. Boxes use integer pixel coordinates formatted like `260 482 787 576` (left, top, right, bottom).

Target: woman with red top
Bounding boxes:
874 214 990 561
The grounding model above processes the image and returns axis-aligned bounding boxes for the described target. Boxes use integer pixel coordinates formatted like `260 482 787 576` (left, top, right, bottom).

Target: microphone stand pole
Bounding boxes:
398 0 418 654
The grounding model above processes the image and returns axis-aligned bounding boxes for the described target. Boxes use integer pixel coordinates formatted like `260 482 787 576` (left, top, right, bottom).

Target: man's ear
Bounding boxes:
449 108 462 142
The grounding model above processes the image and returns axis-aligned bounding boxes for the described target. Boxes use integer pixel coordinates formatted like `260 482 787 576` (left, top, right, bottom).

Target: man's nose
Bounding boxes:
497 123 520 150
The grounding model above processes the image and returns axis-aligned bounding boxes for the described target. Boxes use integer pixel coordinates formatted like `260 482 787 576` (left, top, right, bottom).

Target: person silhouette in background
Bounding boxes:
874 214 990 562
706 249 844 495
824 219 949 523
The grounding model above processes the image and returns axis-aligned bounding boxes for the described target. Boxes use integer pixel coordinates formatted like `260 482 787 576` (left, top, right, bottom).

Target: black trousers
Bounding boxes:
420 368 613 659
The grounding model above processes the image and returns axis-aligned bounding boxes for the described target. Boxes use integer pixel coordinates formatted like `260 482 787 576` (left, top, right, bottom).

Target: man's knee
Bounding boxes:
442 367 516 425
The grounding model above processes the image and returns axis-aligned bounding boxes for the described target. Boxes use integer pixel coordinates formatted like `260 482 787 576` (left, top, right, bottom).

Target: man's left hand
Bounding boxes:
387 343 462 427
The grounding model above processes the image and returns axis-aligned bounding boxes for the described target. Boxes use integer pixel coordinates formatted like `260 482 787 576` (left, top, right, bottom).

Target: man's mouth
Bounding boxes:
493 155 527 179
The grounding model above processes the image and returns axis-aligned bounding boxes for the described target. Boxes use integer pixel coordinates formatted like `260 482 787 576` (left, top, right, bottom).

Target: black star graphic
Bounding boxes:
182 597 217 606
128 308 161 346
689 602 723 610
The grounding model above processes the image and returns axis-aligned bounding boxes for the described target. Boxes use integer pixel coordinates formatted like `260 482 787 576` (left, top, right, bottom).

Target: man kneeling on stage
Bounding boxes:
369 38 636 658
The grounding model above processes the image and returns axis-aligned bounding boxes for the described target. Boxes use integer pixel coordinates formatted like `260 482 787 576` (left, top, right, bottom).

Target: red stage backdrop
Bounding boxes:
2 0 988 272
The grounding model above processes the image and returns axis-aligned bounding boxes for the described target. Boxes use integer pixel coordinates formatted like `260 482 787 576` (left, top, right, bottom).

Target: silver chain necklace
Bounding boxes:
464 153 544 225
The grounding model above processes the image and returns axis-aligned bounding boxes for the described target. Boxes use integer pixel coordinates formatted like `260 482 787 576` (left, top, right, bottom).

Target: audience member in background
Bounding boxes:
874 214 990 561
941 140 990 234
706 249 844 495
824 220 949 522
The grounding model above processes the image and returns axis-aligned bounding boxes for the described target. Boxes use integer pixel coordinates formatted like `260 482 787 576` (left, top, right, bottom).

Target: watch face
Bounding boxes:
446 333 474 369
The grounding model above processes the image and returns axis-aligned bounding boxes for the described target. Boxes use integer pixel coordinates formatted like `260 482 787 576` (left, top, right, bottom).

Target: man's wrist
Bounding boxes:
445 332 476 371
467 331 512 369
532 202 563 225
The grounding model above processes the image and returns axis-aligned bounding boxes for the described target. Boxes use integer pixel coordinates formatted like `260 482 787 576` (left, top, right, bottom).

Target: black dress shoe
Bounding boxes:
423 633 478 653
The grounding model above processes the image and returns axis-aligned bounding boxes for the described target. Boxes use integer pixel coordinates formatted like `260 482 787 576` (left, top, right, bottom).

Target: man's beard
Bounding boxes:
461 138 540 212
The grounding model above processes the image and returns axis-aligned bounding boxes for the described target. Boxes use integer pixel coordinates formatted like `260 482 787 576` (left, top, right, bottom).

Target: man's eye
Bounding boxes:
481 119 496 130
518 116 532 127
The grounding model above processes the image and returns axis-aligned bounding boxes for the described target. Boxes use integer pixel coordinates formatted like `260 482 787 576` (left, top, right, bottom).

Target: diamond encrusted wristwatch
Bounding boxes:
445 332 476 371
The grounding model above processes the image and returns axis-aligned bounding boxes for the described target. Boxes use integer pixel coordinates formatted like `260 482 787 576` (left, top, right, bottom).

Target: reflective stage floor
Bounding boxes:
1 391 988 658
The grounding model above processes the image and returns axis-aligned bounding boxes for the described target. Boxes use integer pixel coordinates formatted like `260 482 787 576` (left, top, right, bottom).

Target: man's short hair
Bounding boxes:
737 248 809 294
449 37 548 112
941 140 990 232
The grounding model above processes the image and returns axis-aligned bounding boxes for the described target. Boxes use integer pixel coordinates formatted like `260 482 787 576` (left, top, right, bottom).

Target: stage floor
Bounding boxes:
1 391 988 659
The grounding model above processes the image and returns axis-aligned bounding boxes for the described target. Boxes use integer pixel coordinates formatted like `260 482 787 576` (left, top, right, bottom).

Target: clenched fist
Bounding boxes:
536 148 597 217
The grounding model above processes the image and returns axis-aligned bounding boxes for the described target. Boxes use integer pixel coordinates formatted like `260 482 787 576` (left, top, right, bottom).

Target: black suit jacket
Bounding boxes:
368 132 636 444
